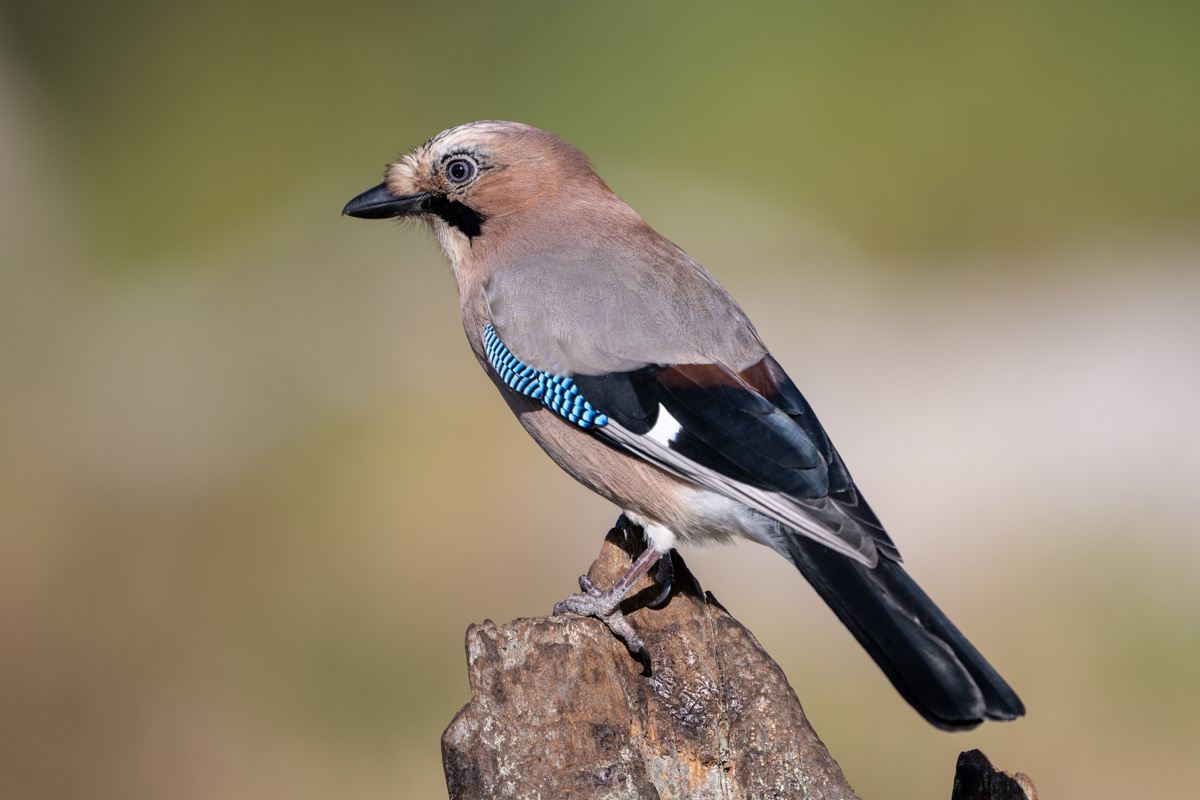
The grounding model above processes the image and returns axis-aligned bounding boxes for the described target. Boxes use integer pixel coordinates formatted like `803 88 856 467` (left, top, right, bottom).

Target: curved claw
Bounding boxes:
605 612 649 664
649 550 675 608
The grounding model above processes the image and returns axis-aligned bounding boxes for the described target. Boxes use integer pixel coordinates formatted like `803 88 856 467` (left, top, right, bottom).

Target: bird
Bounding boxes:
343 120 1025 731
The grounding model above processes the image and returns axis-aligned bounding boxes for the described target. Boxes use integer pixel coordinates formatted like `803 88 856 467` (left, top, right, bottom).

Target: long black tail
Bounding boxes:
784 534 1025 730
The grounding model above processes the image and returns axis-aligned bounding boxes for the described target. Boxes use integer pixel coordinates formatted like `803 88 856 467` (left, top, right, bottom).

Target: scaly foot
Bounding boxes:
554 573 649 662
553 540 663 665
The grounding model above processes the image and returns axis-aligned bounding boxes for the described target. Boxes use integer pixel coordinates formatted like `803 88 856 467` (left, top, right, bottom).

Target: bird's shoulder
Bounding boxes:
481 234 765 376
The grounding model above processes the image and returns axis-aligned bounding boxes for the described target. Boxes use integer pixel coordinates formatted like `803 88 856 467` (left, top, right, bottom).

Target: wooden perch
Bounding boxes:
441 529 1036 799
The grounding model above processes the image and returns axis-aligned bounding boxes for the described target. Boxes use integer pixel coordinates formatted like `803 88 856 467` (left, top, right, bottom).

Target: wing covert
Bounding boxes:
479 246 898 564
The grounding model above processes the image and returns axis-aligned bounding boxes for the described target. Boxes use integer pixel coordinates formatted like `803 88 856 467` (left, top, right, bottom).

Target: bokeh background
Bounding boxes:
2 2 1198 798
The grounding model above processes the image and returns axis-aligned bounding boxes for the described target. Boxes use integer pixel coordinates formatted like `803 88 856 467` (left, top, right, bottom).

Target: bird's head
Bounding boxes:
343 121 619 266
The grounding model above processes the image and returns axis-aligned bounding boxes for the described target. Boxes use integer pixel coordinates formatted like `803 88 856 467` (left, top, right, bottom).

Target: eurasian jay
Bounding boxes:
343 121 1025 730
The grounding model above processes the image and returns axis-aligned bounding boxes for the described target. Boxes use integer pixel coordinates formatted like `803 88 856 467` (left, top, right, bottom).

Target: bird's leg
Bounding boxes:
553 544 662 662
613 512 636 540
649 549 675 608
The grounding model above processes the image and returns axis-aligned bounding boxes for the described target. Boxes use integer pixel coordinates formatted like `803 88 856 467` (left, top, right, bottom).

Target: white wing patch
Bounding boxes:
645 405 683 447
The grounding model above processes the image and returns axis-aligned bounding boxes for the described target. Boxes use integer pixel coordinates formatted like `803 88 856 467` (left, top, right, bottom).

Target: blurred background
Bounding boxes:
1 2 1198 797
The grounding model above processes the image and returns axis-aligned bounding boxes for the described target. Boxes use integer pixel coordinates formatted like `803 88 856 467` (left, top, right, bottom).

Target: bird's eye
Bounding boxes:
446 158 476 183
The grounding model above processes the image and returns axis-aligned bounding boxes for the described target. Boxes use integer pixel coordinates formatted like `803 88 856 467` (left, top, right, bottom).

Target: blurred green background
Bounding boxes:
1 2 1198 798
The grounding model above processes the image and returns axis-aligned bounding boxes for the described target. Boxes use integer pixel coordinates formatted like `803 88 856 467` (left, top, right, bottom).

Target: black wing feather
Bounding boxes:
572 355 896 557
571 366 662 434
656 365 830 499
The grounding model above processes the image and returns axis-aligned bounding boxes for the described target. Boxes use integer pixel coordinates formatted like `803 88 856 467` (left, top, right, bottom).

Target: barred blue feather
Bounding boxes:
483 325 608 429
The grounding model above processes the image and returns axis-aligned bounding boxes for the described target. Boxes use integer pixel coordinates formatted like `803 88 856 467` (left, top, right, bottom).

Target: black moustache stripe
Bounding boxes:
424 194 487 238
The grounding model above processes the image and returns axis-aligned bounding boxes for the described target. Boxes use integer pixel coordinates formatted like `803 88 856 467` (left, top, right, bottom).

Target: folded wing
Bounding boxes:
480 241 897 566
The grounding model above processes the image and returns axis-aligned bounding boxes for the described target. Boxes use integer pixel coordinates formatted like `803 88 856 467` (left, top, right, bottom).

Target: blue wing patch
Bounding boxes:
483 325 608 429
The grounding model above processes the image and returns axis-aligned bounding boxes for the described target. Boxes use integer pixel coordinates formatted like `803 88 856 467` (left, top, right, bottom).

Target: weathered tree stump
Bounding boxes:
441 529 855 799
441 529 1036 799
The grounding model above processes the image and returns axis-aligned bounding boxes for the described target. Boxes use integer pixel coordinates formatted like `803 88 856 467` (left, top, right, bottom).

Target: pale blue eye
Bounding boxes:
446 158 475 183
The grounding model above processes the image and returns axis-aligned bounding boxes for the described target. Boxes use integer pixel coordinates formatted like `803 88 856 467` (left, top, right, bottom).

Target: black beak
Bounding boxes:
342 183 427 219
